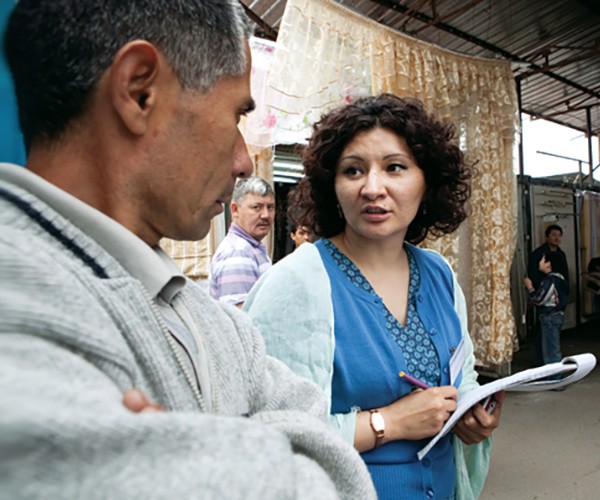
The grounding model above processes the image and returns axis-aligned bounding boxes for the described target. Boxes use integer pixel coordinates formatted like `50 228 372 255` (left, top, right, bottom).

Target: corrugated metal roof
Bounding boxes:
240 0 600 136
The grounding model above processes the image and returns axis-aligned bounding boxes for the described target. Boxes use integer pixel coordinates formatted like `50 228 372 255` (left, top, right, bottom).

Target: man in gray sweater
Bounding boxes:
0 1 375 498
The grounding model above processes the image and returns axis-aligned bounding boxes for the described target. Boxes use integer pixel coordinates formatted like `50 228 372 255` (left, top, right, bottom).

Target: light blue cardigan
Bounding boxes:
245 242 492 499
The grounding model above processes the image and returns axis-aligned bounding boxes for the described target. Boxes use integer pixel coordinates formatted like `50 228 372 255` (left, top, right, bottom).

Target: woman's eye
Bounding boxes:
388 163 407 172
341 166 361 176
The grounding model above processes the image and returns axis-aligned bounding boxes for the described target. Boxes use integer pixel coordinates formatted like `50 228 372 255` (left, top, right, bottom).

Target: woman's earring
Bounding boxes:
337 203 344 219
421 203 427 216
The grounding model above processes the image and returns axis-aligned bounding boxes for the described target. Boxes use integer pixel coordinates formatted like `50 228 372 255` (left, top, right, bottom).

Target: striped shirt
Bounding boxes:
209 223 271 305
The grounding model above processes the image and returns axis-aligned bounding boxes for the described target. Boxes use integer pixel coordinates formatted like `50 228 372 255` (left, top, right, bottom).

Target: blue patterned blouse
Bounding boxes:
322 239 441 386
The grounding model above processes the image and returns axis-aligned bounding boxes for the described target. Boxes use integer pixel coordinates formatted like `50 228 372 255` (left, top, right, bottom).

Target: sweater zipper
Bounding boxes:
179 294 219 414
140 285 205 411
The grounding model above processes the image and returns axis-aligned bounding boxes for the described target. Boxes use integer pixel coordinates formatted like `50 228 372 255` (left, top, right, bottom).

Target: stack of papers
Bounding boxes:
418 353 597 460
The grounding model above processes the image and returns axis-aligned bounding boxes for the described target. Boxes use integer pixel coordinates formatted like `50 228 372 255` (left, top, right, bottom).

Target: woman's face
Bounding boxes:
334 127 426 243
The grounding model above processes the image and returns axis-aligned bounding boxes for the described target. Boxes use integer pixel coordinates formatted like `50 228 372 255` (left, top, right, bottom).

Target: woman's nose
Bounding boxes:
361 171 385 199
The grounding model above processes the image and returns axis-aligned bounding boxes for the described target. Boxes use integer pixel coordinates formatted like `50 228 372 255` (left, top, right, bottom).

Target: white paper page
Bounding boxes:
417 353 597 460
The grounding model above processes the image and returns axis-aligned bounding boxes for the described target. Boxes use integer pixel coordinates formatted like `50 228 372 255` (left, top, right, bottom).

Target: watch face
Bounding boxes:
370 411 385 434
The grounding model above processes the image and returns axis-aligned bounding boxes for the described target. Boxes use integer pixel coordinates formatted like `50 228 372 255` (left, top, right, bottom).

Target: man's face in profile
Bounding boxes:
142 43 255 242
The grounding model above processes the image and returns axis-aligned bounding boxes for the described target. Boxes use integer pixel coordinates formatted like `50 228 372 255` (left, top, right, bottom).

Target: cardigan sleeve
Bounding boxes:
245 243 359 444
244 244 335 401
451 271 493 500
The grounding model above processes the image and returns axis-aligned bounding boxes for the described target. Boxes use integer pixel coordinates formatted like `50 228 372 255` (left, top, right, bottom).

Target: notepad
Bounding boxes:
417 353 597 460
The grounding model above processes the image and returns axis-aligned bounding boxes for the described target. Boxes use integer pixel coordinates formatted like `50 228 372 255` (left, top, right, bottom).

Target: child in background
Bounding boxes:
524 252 569 368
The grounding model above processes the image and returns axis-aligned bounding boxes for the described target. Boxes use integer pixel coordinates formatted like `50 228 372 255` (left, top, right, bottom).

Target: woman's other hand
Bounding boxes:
454 390 505 444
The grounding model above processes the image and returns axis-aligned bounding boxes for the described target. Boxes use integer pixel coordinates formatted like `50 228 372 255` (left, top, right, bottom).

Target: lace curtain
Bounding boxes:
266 1 372 145
268 0 520 366
244 37 279 148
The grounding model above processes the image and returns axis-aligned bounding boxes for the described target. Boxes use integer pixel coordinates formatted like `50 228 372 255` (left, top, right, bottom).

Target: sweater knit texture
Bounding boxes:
0 166 376 500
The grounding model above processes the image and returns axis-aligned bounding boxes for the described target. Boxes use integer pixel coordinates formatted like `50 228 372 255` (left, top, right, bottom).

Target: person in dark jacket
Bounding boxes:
527 224 569 290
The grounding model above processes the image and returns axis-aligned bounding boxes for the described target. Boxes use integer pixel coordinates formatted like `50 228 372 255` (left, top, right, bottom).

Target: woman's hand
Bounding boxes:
453 390 505 444
380 386 459 443
355 386 459 452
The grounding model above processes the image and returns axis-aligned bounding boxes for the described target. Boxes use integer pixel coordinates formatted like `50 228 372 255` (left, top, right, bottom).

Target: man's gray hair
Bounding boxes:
232 176 275 204
5 0 254 149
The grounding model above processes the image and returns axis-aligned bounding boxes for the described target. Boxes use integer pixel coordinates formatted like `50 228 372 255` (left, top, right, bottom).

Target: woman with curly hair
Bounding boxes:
245 94 504 499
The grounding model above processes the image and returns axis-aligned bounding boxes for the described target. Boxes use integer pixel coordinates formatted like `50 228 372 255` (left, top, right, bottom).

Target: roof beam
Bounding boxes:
412 0 486 36
368 0 517 58
239 1 278 41
368 0 600 101
519 45 600 78
533 102 600 121
392 0 430 26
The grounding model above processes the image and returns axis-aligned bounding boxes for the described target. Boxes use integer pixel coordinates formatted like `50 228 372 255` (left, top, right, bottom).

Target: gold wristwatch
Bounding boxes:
369 409 385 448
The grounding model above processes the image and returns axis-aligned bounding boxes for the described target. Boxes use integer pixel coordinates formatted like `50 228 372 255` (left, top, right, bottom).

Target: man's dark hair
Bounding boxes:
545 224 563 237
4 0 252 150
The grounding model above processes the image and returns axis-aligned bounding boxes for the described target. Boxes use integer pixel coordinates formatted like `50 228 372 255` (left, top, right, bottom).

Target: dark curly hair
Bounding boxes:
286 187 311 233
292 93 472 244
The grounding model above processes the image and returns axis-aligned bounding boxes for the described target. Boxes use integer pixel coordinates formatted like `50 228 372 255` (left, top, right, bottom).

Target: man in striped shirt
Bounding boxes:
209 176 275 307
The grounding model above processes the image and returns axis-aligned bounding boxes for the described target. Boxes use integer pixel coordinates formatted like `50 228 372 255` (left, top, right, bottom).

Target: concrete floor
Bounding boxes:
480 318 600 500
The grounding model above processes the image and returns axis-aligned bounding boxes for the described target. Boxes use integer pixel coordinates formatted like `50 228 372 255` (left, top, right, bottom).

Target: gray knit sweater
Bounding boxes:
0 170 376 500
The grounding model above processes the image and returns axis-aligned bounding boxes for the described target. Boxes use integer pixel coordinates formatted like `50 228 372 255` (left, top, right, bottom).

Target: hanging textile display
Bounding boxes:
265 0 520 366
266 1 372 145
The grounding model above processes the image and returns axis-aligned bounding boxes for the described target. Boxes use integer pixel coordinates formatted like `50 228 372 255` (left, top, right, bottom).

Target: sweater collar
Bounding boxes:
0 163 185 302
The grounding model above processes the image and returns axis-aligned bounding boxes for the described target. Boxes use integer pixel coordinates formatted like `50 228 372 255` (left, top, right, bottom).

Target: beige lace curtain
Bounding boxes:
268 0 519 366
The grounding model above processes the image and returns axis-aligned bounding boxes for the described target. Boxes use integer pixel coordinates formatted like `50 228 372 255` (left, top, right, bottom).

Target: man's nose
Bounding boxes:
260 207 273 219
233 135 253 179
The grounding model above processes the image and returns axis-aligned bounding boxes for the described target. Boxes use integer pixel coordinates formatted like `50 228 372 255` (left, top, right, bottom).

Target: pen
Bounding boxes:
481 395 497 414
399 371 431 390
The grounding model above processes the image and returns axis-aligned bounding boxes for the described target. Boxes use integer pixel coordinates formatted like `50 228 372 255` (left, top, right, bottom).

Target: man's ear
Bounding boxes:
230 202 239 219
109 41 163 136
